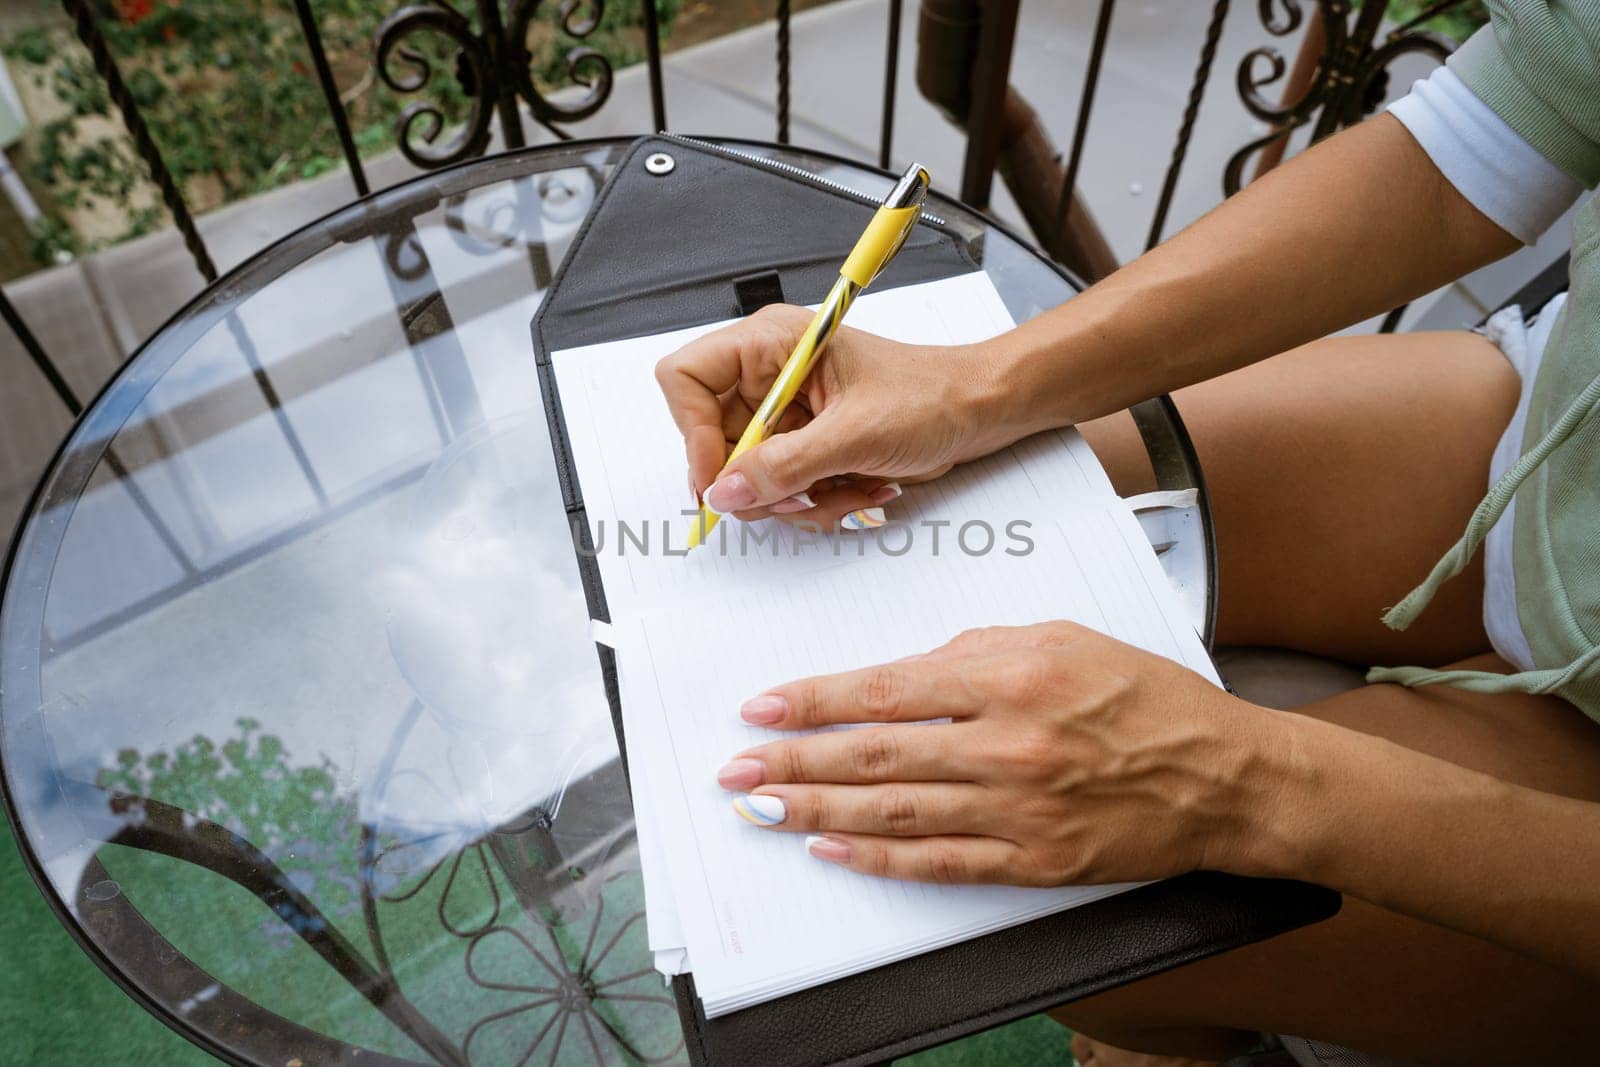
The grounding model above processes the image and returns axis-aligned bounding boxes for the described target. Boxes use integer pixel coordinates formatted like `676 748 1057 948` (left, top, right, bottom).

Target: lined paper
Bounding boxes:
615 508 1215 1013
550 272 1219 1015
552 274 1120 619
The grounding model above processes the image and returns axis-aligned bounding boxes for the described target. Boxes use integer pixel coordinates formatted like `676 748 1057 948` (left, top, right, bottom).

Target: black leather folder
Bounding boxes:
531 135 1340 1066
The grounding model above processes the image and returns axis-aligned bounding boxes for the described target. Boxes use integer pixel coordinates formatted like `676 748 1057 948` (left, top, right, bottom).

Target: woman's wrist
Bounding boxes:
935 339 1043 458
948 332 1108 456
1205 704 1346 882
1218 708 1516 890
972 286 1156 437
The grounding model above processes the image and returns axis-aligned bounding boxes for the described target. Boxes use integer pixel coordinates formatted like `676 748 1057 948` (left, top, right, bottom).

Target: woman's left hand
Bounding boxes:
716 621 1292 887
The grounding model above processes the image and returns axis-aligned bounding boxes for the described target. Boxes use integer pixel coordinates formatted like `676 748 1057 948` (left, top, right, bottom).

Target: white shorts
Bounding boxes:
1479 292 1568 672
1388 63 1585 673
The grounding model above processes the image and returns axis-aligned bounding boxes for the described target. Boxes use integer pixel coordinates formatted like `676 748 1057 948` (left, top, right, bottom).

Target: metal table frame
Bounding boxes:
1 136 1216 1066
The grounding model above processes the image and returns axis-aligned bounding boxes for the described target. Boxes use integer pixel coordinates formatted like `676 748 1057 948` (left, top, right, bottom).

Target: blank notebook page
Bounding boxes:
549 271 1220 1016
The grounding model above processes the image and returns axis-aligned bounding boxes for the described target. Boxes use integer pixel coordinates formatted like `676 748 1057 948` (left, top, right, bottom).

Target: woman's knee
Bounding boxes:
1079 410 1159 497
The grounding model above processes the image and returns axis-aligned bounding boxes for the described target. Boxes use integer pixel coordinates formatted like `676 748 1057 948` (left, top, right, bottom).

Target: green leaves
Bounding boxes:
95 716 357 908
1354 0 1488 44
2 25 56 66
124 67 165 108
4 0 682 267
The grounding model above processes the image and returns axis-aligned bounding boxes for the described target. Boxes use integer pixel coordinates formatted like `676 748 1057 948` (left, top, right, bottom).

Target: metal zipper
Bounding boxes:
653 133 947 226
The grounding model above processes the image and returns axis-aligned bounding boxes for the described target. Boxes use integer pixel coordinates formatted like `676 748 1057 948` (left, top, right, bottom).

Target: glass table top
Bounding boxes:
0 138 1210 1065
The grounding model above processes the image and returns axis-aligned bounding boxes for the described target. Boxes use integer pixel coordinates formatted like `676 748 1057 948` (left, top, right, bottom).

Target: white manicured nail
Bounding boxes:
732 794 786 826
841 507 887 531
771 492 817 514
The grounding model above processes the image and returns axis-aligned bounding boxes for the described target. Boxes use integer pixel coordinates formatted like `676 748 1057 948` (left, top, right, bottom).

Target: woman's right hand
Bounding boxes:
654 304 1021 528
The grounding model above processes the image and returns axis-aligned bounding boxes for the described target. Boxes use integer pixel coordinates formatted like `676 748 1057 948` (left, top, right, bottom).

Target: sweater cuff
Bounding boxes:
1447 27 1600 189
1387 65 1582 244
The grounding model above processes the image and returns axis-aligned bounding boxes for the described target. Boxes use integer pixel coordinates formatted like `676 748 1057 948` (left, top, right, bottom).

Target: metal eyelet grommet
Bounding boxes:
644 152 675 176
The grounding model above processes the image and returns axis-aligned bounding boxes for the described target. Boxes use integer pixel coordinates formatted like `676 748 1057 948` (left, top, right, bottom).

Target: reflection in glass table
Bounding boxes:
0 139 1212 1065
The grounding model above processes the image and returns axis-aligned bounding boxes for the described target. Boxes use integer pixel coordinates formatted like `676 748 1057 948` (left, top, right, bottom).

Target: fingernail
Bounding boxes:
716 757 765 790
732 794 786 826
840 507 887 531
740 694 788 725
806 835 852 862
688 471 699 504
706 472 756 513
869 482 902 504
770 492 816 514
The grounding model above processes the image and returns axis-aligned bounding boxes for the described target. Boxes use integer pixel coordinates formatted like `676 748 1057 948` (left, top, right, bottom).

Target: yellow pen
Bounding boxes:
686 162 932 550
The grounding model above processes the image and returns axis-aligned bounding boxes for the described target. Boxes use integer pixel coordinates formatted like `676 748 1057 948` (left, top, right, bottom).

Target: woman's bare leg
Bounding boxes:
1051 666 1600 1064
1059 330 1600 1061
1080 329 1519 665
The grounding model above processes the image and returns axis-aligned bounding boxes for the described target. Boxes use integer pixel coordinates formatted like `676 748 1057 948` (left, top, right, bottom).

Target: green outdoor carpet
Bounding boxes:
0 820 1071 1065
0 819 213 1065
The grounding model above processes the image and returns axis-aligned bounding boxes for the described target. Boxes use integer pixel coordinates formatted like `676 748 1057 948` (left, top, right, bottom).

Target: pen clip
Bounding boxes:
840 163 931 290
873 165 931 284
885 163 932 212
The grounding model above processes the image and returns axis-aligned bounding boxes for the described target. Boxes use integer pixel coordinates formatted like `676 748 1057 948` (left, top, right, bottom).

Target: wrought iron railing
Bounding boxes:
2 0 1476 421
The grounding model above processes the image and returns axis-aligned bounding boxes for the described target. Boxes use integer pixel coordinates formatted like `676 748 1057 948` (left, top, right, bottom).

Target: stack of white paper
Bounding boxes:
550 272 1219 1017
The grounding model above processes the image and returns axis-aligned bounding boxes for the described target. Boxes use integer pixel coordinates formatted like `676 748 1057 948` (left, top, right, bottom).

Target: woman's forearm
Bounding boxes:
1242 711 1600 982
974 114 1522 431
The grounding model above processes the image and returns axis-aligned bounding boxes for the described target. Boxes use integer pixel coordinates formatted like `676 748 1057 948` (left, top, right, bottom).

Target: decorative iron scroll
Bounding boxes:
350 686 683 1064
1223 0 1463 195
508 0 614 127
375 0 614 169
460 874 683 1064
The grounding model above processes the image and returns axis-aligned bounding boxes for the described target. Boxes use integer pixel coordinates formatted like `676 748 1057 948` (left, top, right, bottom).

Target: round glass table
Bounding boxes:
0 139 1213 1065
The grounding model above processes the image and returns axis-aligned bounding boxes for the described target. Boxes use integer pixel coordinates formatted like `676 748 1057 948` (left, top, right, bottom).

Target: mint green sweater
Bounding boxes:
1367 2 1600 720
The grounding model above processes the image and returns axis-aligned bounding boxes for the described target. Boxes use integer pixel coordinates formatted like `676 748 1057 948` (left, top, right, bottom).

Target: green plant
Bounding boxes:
2 0 678 266
24 205 80 263
96 717 362 900
1360 0 1488 44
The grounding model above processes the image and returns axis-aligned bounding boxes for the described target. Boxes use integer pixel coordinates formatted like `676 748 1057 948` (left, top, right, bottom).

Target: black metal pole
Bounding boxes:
1313 0 1389 142
1146 0 1230 250
641 0 668 130
0 288 200 577
0 292 196 573
107 449 201 574
1378 304 1409 333
878 0 903 168
291 0 369 197
60 0 217 282
475 0 526 149
1054 0 1115 255
958 0 1020 208
776 0 792 144
0 286 83 415
225 314 329 507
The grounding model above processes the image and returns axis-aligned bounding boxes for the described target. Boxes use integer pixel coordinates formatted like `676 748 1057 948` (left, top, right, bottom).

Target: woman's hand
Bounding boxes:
655 305 1021 529
716 621 1292 887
